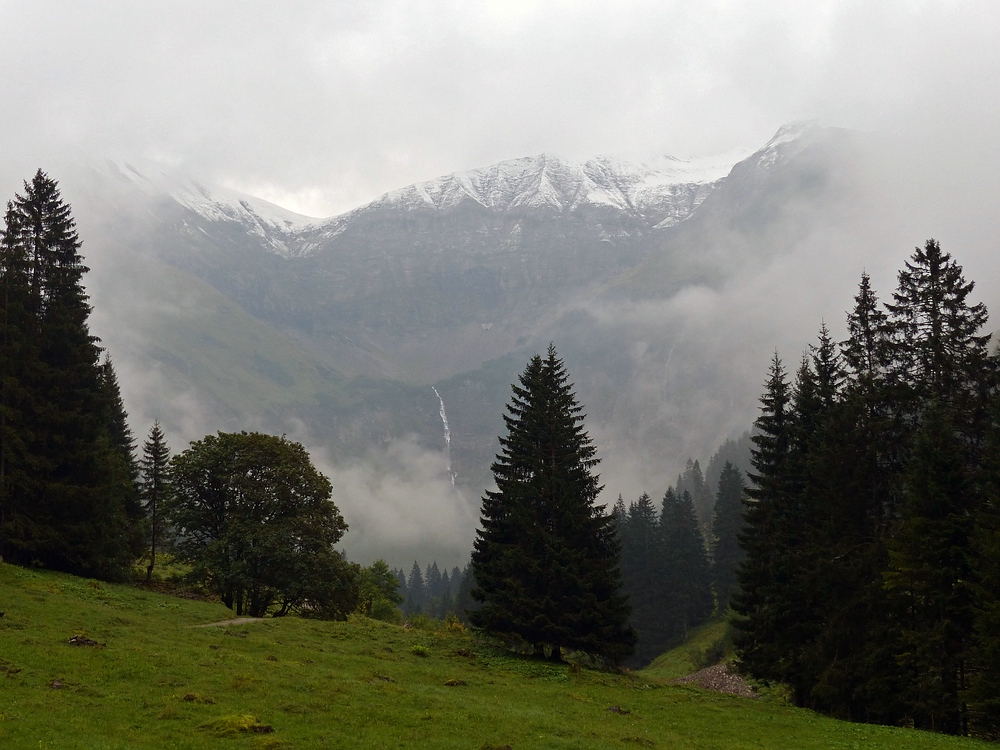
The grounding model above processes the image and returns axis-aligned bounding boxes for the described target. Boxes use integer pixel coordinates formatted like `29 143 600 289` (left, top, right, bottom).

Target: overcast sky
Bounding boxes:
2 0 999 216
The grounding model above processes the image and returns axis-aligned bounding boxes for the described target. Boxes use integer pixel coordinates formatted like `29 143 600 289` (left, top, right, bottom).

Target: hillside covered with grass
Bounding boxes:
0 563 993 749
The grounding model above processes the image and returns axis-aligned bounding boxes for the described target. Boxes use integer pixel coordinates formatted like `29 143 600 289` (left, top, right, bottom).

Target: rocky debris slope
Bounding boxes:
673 664 757 698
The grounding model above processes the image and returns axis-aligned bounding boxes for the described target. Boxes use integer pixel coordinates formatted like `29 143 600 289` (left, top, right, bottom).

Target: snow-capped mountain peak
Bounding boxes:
92 123 819 259
364 149 749 225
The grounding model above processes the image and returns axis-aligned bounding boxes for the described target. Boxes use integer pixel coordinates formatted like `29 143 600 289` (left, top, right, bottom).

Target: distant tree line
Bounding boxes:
613 453 748 665
391 561 476 621
734 240 1000 738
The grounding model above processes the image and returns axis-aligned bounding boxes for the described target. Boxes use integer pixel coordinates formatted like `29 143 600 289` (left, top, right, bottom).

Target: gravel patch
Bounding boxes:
672 664 757 698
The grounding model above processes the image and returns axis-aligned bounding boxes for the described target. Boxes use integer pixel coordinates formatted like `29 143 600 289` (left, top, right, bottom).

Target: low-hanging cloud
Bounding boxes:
309 438 478 571
3 2 1000 216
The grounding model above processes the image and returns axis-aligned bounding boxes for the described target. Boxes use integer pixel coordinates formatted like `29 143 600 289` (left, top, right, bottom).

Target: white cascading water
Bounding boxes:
432 387 457 488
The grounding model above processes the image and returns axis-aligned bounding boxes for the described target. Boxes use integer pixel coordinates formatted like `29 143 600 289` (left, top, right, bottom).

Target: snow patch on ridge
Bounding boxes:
102 158 321 257
364 148 752 226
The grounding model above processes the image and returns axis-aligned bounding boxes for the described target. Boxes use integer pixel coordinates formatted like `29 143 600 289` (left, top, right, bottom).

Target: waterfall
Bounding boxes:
432 387 456 488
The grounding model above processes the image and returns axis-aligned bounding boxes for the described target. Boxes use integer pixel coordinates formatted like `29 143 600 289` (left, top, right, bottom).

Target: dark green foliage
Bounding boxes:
470 345 634 663
405 561 425 614
704 433 753 505
673 459 714 537
885 402 976 734
616 486 716 665
0 171 137 580
358 559 403 621
711 462 745 613
734 242 998 736
139 421 171 581
98 357 145 559
167 431 355 618
454 563 477 622
886 240 991 426
733 352 792 683
661 489 713 635
618 492 672 663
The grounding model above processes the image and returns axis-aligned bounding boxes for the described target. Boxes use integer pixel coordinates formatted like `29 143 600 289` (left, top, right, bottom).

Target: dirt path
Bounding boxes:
192 617 266 628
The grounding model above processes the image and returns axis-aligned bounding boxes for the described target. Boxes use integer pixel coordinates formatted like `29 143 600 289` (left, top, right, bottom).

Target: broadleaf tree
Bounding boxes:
167 431 356 618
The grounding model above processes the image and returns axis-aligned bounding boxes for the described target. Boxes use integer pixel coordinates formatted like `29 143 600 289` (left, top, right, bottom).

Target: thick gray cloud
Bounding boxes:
2 1 999 215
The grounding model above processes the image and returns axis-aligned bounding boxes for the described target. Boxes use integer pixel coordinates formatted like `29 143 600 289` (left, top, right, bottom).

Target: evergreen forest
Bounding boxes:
734 241 1000 737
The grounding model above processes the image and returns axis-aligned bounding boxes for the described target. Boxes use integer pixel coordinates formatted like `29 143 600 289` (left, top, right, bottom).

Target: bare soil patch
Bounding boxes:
193 617 265 628
672 664 757 698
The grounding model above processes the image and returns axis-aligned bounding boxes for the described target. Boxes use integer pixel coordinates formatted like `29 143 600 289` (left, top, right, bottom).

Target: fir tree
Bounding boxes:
711 462 745 613
0 171 133 579
970 395 1000 737
661 489 713 638
619 492 670 662
406 561 425 614
884 402 976 734
98 356 145 558
0 193 36 561
886 239 992 434
454 563 477 623
470 345 634 662
139 421 171 582
733 352 793 683
425 561 442 602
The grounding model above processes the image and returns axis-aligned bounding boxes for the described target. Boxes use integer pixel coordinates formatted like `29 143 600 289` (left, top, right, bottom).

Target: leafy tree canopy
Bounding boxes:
167 431 356 619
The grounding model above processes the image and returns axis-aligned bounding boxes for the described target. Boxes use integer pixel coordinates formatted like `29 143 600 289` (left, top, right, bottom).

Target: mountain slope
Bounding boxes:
62 121 881 561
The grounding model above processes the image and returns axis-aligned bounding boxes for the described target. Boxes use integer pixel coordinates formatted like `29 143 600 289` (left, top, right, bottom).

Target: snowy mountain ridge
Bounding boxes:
364 149 750 218
97 122 822 259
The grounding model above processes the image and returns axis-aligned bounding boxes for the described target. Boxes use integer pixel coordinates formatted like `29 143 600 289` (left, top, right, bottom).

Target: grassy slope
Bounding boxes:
0 564 992 750
641 620 731 682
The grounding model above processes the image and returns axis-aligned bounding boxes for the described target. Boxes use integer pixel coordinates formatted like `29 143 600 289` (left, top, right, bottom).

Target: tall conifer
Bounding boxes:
471 345 634 662
0 171 133 579
139 421 171 581
711 462 745 613
733 352 792 683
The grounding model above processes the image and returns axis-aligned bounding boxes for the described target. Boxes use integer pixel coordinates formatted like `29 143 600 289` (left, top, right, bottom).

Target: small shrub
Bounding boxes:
370 599 403 624
444 613 465 632
407 614 436 631
411 644 429 657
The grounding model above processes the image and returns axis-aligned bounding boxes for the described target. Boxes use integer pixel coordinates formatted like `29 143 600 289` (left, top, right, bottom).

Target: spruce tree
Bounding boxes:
619 492 669 662
406 561 425 614
0 194 36 562
661 489 713 637
98 356 145 558
470 345 634 662
139 421 172 581
711 462 745 613
884 402 976 734
970 395 1000 737
886 239 992 434
733 352 793 683
0 171 133 579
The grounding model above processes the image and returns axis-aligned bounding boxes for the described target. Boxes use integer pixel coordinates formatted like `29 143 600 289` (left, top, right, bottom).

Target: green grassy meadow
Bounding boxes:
0 563 993 749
